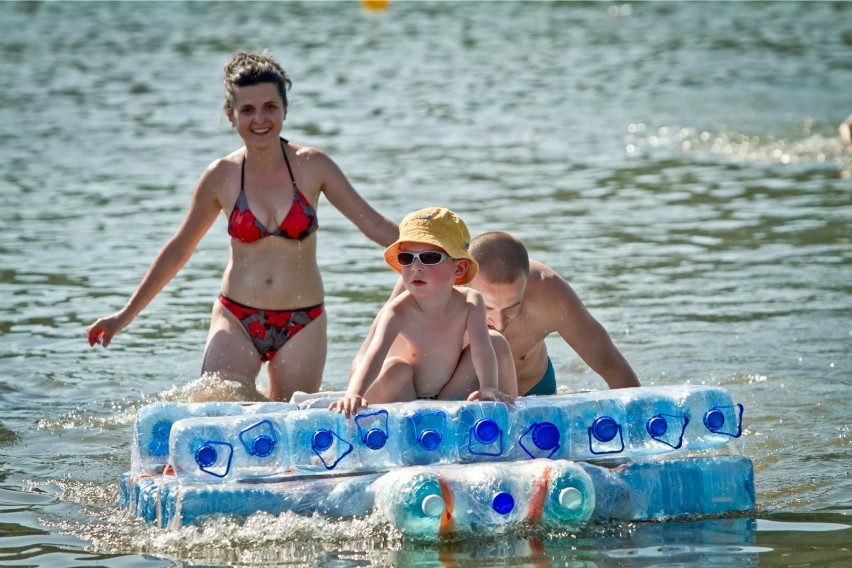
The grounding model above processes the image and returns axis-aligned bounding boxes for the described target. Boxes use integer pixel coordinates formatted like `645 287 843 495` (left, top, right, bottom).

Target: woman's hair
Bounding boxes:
223 51 292 112
469 232 530 284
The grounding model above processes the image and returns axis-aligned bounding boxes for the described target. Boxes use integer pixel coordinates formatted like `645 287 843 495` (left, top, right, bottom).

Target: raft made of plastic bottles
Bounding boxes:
161 386 743 483
119 455 754 532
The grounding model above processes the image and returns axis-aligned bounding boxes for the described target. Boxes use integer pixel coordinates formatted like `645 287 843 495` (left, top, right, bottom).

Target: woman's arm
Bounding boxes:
312 149 399 247
88 167 223 347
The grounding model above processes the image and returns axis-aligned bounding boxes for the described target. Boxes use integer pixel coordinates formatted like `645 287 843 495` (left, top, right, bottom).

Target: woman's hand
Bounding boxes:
87 312 128 348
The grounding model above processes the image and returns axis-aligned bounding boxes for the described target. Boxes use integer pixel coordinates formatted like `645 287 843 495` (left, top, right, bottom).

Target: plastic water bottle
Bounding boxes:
120 473 167 527
285 408 355 472
122 470 385 528
667 385 744 449
347 405 403 471
245 401 297 414
452 401 511 463
556 391 627 460
372 466 447 537
575 461 634 520
372 459 595 537
578 455 755 520
168 413 289 482
455 460 594 530
460 462 524 530
291 390 347 409
607 387 691 456
621 455 755 520
528 459 596 525
317 472 384 517
506 396 570 461
396 401 458 466
132 401 245 474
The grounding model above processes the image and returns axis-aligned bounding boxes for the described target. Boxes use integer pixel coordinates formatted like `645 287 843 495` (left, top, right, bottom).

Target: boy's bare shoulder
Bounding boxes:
454 286 485 306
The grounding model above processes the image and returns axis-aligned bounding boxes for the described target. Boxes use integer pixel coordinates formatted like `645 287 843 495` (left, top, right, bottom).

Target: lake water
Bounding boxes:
1 1 850 566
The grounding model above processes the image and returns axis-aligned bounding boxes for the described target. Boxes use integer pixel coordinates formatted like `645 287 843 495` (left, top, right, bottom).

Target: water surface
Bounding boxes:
1 1 850 566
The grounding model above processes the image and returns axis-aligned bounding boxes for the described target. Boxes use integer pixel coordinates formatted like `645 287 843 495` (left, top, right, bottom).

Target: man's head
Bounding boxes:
384 208 478 285
469 232 530 332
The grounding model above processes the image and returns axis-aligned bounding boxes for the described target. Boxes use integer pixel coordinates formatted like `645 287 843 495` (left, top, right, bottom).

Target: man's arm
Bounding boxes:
533 264 640 389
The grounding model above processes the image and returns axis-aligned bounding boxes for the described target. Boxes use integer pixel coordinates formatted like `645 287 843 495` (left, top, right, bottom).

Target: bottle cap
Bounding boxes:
473 418 500 444
364 428 387 450
492 491 515 515
418 429 441 451
531 422 560 451
421 494 445 517
704 408 725 431
312 429 334 452
591 416 619 443
251 435 275 457
559 487 583 510
148 420 172 457
194 444 217 468
646 415 668 437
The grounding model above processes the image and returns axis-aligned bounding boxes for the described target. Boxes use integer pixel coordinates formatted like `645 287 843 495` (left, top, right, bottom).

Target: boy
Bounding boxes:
330 208 516 417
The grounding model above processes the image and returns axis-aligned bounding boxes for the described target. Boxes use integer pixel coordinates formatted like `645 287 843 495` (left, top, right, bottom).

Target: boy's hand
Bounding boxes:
328 394 368 418
467 388 515 406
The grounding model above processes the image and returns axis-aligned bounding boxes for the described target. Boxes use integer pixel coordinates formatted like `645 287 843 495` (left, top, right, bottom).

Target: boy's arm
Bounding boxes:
466 292 514 403
332 304 400 417
538 269 640 388
349 278 405 377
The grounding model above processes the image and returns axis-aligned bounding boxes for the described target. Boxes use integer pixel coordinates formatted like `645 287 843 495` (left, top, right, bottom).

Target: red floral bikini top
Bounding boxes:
227 139 318 243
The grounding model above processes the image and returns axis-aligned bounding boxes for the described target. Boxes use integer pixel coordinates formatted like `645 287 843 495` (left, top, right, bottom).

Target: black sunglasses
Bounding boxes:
396 250 451 266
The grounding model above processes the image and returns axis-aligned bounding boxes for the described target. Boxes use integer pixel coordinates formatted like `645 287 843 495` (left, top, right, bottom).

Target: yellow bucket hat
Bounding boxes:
384 207 479 285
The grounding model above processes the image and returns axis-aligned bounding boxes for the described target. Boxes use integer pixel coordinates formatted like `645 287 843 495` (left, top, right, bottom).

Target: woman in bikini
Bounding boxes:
87 51 398 401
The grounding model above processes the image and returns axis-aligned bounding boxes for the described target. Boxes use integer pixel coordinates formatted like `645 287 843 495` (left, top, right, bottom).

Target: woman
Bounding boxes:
88 52 398 401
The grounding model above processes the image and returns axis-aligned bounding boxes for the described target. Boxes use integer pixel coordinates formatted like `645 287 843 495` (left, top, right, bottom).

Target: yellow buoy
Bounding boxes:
361 0 390 11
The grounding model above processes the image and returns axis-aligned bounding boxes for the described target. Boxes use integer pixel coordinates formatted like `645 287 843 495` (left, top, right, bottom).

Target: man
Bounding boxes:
467 232 639 395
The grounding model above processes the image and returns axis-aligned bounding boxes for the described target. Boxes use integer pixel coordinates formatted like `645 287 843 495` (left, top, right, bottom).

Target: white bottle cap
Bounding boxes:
421 494 445 517
559 487 583 510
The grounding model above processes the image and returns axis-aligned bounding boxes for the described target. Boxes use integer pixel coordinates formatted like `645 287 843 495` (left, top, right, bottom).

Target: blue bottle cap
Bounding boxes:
251 435 275 457
364 428 387 450
646 415 668 437
531 422 560 451
418 429 441 451
704 408 725 431
591 416 619 443
148 420 172 457
473 418 500 444
152 420 172 440
492 491 515 515
194 444 217 468
312 429 334 452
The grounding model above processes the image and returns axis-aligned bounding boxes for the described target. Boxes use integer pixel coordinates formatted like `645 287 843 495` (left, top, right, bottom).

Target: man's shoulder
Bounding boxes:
525 260 581 312
527 260 570 292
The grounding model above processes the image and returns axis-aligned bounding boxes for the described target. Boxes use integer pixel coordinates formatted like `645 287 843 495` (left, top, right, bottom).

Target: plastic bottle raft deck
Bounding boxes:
121 385 754 536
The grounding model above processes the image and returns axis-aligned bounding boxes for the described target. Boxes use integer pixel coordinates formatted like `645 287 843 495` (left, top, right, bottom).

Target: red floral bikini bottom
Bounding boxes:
218 295 324 362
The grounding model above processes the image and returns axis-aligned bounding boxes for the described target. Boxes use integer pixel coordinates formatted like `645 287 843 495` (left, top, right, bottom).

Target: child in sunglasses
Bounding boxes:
330 208 517 417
